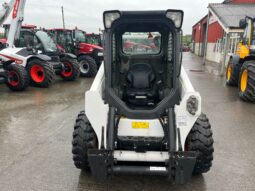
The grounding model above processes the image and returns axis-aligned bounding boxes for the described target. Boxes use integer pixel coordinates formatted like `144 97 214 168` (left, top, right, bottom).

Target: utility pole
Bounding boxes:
61 6 65 29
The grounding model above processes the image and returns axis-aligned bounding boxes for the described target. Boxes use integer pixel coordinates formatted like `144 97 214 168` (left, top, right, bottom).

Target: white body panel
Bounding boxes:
85 65 109 148
175 68 201 149
114 151 168 162
0 47 30 66
85 65 201 159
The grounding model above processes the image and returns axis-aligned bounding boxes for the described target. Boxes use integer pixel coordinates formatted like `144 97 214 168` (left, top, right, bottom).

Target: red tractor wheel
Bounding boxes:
60 58 80 81
27 59 55 88
6 64 29 91
30 65 45 83
61 62 73 77
8 71 20 86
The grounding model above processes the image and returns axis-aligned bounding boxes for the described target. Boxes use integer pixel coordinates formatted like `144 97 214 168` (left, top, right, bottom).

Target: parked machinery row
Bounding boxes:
47 28 103 77
0 24 104 92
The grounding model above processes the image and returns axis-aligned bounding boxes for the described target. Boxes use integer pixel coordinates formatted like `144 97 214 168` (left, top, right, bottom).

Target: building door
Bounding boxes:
201 23 207 56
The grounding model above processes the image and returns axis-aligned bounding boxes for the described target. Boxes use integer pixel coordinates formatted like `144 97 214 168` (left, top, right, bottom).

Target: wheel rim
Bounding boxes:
240 69 248 93
8 71 19 86
30 65 45 83
80 60 89 74
61 62 73 77
227 64 232 81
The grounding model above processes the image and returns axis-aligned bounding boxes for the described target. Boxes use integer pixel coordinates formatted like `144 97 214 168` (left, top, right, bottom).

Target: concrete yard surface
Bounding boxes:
0 53 255 191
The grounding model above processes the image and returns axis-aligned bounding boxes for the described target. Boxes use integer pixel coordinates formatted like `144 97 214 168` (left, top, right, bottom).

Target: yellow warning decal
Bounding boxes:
132 122 149 129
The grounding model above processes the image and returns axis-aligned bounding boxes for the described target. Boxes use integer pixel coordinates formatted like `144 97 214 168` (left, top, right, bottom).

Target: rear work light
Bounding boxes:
103 11 121 29
166 10 184 30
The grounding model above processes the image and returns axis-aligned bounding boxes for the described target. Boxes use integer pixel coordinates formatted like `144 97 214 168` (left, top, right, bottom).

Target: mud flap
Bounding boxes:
171 151 196 184
87 149 112 181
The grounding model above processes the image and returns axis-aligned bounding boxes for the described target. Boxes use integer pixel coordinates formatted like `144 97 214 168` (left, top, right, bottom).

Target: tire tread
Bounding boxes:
72 111 97 171
6 64 29 91
78 55 97 77
239 61 255 102
186 113 214 174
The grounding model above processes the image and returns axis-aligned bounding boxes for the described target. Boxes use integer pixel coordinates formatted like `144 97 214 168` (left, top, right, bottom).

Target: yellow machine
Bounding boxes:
226 16 255 102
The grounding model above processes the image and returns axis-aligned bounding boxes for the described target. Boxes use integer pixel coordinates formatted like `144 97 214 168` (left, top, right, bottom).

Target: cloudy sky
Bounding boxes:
2 0 223 34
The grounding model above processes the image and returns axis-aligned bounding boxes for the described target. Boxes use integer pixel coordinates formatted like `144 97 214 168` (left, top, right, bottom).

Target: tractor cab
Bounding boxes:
236 16 255 58
85 33 103 46
103 10 183 116
47 29 75 53
15 29 59 55
2 24 37 38
73 29 86 43
0 24 37 49
72 29 103 65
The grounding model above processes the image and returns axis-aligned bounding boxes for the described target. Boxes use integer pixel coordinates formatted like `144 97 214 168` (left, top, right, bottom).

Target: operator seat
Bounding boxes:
124 63 158 107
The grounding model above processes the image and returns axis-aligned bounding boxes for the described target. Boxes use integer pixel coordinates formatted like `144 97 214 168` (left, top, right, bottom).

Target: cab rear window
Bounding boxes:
122 32 161 55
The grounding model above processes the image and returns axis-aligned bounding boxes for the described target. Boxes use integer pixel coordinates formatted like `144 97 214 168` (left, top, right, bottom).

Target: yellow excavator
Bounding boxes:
226 16 255 102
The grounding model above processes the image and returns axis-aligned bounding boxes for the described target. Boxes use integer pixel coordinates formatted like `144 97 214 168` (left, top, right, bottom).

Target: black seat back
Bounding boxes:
127 63 155 89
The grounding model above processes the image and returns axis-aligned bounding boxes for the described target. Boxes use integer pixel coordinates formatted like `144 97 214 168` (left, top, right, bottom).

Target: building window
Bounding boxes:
228 33 241 54
215 39 223 52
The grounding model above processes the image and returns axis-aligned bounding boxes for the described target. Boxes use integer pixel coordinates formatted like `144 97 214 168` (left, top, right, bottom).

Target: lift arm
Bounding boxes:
0 0 26 47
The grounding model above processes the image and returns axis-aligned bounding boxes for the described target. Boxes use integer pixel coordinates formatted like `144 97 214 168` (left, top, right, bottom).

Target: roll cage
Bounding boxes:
103 10 183 119
14 29 59 54
240 16 255 46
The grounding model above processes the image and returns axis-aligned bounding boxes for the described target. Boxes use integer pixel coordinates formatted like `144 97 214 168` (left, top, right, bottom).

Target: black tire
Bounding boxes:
78 55 97 77
186 113 214 175
238 61 255 102
6 64 29 91
60 58 80 81
27 59 55 88
72 111 98 171
226 58 239 86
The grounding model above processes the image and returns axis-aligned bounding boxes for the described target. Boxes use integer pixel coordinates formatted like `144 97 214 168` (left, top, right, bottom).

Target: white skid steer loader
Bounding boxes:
72 10 214 184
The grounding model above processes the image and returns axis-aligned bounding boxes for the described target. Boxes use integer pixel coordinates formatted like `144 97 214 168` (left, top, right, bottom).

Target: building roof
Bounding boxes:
223 0 232 3
192 15 208 28
209 3 255 29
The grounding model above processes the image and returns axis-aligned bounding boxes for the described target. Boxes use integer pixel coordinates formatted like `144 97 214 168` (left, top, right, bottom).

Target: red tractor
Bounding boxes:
48 28 103 77
0 24 37 49
85 33 103 47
